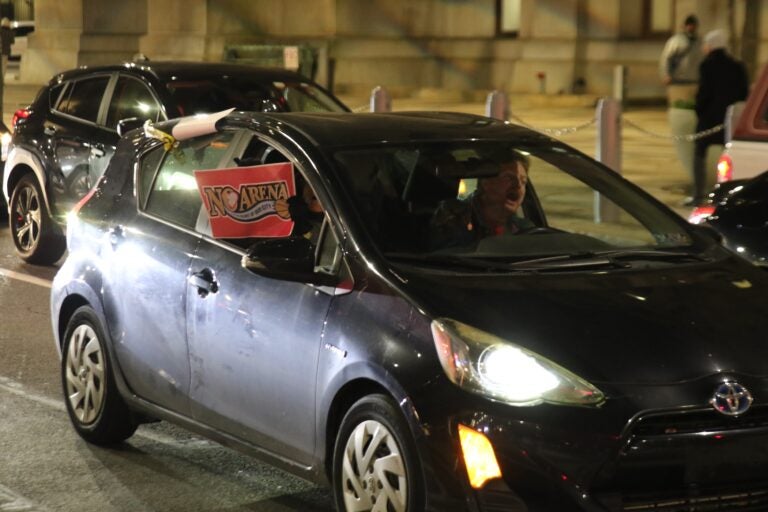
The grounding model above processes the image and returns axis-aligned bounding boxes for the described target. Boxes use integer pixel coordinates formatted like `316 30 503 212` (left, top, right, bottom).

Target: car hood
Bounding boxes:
393 258 768 386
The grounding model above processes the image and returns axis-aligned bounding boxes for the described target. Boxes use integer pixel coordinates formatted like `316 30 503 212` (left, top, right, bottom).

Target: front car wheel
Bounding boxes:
333 394 424 512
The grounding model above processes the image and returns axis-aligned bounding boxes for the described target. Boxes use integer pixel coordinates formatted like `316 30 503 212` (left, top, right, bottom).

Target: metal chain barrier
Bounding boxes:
351 105 370 113
507 112 597 137
622 118 723 142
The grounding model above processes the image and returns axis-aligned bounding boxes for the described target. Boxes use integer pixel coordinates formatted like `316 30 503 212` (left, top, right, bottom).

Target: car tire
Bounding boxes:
9 173 66 265
61 306 137 445
333 394 424 512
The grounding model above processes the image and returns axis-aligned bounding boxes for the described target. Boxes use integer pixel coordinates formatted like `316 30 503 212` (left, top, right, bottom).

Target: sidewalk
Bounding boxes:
1 82 695 219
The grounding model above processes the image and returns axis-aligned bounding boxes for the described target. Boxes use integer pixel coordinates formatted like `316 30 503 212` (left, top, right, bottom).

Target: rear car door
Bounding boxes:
46 74 113 219
103 133 235 415
185 133 335 465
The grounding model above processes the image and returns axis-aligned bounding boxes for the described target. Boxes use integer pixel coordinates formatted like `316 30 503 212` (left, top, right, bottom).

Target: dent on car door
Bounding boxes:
185 136 337 465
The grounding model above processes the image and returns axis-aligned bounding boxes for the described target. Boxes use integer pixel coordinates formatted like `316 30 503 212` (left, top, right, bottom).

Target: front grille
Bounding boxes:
631 405 768 437
621 486 768 511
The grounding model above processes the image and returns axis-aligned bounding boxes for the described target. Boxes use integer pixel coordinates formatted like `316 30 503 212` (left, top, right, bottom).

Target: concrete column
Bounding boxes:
19 0 84 84
139 0 207 61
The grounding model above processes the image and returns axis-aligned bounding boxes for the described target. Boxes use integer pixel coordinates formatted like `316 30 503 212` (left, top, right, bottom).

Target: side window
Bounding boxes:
107 76 162 129
137 143 166 209
144 131 236 229
55 76 110 123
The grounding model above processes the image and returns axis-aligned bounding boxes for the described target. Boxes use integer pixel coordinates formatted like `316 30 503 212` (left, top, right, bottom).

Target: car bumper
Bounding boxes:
415 376 768 511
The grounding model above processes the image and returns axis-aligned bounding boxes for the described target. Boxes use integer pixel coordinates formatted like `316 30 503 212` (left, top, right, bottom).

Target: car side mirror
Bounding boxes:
241 237 337 286
117 117 145 137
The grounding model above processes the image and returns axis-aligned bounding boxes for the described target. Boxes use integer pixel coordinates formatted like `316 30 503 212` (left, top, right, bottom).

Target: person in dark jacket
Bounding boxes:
687 29 749 206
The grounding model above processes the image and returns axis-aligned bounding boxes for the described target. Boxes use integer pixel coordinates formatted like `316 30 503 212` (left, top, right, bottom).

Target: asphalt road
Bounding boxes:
0 222 335 512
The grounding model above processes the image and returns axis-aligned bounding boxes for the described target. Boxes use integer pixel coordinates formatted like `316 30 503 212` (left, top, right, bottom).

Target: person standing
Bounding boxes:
659 14 703 106
687 29 749 206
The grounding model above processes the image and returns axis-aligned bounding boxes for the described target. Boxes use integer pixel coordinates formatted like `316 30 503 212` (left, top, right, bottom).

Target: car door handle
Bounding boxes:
90 145 105 158
189 268 219 297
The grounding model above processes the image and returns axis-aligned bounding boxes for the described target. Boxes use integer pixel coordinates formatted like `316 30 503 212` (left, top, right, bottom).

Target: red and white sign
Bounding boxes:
195 163 296 239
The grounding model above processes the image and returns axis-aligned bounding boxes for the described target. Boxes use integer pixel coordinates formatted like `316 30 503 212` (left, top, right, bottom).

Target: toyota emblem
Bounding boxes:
710 381 753 416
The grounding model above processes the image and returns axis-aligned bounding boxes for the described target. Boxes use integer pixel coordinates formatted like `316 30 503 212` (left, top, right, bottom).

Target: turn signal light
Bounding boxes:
458 424 502 489
716 154 733 183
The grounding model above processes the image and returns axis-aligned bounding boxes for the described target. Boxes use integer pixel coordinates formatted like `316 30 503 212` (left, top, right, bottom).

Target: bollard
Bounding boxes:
370 86 391 113
612 65 627 104
485 90 509 121
595 97 621 223
724 101 745 144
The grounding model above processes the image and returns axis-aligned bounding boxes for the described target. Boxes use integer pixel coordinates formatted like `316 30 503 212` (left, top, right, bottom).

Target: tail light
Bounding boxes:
688 205 716 224
716 154 733 183
11 108 30 130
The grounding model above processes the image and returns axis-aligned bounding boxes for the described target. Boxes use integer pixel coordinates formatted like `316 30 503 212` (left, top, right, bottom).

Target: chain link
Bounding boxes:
622 118 723 142
349 105 722 142
507 112 597 136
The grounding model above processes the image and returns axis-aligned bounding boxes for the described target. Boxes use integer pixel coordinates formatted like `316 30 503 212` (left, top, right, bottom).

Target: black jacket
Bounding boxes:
695 49 749 146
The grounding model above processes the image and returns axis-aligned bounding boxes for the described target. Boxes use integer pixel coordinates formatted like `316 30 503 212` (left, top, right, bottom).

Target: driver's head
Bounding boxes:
478 157 529 214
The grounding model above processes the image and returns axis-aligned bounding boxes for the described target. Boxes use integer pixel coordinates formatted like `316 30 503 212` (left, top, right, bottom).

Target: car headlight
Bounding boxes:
431 318 605 407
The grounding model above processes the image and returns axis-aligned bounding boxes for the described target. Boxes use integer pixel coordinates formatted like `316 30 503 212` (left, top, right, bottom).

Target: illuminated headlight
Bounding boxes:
431 318 605 407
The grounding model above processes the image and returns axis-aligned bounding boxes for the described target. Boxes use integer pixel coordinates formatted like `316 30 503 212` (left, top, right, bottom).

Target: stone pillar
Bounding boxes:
139 0 207 61
20 0 147 84
19 0 84 84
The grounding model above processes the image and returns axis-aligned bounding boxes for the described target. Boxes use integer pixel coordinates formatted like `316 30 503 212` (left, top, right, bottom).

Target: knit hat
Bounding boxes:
704 29 727 50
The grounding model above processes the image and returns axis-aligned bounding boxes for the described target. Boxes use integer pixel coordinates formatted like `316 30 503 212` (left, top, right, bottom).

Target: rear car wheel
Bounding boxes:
333 394 424 512
62 306 137 445
9 173 66 265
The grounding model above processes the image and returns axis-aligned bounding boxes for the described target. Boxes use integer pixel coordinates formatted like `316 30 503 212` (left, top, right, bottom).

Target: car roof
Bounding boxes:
50 61 313 85
158 110 554 149
254 111 550 147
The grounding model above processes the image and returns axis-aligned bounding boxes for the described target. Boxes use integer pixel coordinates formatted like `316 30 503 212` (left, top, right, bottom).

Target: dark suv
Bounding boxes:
1 61 348 264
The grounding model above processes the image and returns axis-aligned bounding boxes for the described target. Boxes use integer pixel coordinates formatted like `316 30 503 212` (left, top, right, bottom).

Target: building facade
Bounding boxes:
18 0 768 100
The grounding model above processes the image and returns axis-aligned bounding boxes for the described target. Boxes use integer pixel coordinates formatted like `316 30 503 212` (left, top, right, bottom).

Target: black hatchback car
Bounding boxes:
52 110 768 512
2 61 348 264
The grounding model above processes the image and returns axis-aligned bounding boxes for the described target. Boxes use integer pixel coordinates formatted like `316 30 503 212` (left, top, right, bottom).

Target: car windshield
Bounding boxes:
165 78 346 115
332 141 696 264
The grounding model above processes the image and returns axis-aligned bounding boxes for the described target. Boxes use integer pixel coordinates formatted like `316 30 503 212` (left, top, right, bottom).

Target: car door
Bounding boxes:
46 74 112 219
103 132 236 415
185 134 336 465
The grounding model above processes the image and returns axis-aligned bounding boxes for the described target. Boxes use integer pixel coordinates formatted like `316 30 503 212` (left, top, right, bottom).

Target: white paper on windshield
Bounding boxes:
171 108 235 141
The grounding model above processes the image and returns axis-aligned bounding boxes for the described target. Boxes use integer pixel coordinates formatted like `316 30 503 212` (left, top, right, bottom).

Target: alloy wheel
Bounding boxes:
12 182 42 252
341 419 407 512
64 324 106 425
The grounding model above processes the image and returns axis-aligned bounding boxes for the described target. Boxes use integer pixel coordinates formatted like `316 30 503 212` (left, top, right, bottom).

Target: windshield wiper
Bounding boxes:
505 248 710 270
385 253 534 272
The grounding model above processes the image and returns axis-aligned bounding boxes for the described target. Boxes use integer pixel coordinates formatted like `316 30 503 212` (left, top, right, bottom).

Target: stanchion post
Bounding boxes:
612 65 627 104
370 86 391 113
485 90 509 121
595 97 622 223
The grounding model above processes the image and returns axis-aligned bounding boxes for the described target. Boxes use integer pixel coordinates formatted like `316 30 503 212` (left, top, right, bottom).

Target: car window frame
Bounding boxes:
104 73 167 133
50 72 115 127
